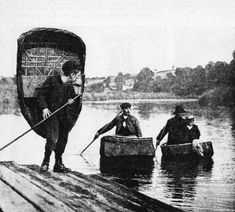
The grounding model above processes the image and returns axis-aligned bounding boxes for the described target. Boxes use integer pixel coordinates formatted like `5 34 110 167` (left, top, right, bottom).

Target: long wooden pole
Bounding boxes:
0 93 82 153
80 111 122 155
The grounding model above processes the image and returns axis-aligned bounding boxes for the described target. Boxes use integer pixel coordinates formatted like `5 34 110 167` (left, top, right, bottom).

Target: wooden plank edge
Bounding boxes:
89 174 184 212
0 164 74 212
5 162 119 212
23 163 146 212
0 179 39 212
64 171 181 212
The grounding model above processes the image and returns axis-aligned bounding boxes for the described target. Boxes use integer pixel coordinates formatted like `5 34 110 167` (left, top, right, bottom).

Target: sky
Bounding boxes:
0 0 235 77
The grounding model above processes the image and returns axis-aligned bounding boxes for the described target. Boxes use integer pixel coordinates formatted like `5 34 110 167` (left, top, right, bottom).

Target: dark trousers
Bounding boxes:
43 115 69 162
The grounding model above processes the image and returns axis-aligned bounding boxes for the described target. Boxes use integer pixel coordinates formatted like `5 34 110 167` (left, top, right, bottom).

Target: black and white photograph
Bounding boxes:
0 1 235 211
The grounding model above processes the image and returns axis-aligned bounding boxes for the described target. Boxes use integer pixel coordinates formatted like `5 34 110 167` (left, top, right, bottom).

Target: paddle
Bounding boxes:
155 125 167 151
0 93 83 153
80 111 123 155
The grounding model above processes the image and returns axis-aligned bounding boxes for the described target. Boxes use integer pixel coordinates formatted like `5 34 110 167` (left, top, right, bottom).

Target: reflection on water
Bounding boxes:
100 157 154 189
160 157 213 210
161 157 214 179
137 103 155 119
1 100 235 212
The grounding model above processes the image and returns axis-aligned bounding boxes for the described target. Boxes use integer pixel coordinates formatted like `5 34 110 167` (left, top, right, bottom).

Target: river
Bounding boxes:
0 100 234 211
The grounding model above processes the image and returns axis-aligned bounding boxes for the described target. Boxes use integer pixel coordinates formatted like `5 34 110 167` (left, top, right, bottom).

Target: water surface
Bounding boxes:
0 100 234 211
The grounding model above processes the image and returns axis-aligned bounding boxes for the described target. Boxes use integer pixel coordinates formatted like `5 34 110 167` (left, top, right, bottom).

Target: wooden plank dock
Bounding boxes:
0 161 183 212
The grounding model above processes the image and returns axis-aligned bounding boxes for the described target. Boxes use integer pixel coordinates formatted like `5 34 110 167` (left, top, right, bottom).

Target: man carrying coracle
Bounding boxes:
37 59 82 173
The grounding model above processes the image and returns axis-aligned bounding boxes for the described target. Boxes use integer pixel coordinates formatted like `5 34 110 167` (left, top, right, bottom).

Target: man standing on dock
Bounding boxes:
37 60 82 173
94 102 142 139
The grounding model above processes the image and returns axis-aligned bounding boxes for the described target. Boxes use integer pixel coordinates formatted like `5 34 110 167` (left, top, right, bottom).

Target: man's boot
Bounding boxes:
53 156 71 173
40 160 49 172
40 148 52 172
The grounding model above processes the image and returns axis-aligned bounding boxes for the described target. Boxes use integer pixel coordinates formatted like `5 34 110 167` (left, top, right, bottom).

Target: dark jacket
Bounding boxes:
186 124 200 143
97 114 142 137
157 116 189 145
37 76 76 112
37 75 79 129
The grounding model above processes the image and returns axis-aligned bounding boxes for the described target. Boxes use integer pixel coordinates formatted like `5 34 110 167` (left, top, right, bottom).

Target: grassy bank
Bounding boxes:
198 86 233 107
82 91 180 101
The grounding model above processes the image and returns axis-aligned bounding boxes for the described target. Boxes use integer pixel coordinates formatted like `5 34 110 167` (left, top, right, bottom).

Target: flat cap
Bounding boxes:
120 102 131 109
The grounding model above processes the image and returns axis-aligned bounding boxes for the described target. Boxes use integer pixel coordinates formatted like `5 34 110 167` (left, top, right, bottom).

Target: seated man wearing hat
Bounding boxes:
185 115 204 156
94 102 142 139
185 115 200 143
156 105 189 147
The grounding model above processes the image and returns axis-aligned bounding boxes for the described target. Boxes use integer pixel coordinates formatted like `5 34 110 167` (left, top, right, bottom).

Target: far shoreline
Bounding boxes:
83 98 198 104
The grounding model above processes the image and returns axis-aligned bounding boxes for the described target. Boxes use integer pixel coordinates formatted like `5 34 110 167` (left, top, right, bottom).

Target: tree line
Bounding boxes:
110 61 231 98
